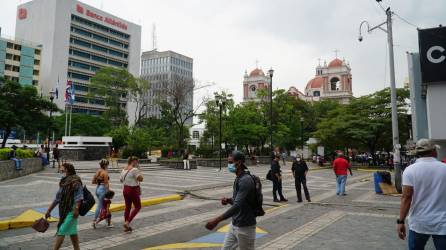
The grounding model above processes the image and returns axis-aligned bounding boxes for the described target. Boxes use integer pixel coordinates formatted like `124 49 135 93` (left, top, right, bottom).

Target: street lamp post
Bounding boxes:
358 6 402 192
215 95 226 171
48 90 56 167
300 117 304 158
268 68 274 164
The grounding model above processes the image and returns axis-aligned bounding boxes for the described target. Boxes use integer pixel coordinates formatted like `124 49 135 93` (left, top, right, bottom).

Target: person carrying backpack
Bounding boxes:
206 151 263 250
45 163 83 250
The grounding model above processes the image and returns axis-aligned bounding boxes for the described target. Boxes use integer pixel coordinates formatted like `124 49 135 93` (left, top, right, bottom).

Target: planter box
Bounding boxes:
0 158 43 181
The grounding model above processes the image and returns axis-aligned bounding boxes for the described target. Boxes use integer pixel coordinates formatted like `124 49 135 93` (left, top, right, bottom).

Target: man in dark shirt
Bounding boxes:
271 154 288 202
292 157 311 202
206 151 257 250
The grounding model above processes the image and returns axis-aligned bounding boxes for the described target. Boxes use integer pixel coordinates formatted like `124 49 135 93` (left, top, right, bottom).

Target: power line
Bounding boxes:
393 12 420 29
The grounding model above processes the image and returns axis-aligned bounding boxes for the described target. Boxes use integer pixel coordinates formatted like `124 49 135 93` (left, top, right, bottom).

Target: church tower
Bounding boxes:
304 57 353 104
243 68 270 102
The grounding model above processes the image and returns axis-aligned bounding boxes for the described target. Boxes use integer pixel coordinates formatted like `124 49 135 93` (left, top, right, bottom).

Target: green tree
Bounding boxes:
198 92 234 153
107 126 129 149
313 87 410 155
89 67 136 127
0 78 58 147
53 113 112 139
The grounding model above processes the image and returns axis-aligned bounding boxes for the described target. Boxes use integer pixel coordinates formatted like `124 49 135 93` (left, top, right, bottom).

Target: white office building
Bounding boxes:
140 50 193 125
15 0 141 122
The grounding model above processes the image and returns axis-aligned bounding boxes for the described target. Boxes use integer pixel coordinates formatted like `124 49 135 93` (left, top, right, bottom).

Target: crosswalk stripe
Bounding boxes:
0 199 216 246
258 210 346 249
64 208 228 250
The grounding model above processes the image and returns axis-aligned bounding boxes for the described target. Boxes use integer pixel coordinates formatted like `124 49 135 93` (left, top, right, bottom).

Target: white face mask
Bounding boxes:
297 158 301 161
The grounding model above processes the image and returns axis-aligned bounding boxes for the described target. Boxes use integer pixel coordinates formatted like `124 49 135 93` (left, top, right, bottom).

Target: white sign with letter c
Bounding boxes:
427 45 445 64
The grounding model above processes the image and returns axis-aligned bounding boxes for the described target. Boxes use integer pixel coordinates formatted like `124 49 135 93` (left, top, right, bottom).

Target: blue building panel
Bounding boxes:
19 76 33 85
20 54 34 67
0 40 5 77
20 46 35 57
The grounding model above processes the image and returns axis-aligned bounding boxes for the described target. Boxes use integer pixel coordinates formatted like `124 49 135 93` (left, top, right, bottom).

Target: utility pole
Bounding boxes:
359 6 402 192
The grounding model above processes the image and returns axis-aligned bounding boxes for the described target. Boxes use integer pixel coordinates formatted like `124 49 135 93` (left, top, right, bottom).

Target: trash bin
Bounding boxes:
374 172 383 194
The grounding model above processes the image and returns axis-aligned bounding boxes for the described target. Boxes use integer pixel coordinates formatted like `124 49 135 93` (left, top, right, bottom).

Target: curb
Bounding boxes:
0 194 183 231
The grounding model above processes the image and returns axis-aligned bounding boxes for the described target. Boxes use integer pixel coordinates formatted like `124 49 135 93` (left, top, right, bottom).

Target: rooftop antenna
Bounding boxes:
255 59 259 69
317 57 321 66
152 23 157 51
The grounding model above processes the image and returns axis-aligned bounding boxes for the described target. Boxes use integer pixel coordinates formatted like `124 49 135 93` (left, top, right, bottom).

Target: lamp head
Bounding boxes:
358 35 363 42
268 68 274 78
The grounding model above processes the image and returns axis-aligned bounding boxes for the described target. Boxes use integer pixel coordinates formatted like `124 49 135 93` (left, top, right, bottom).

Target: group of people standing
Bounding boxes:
45 156 143 250
270 147 311 203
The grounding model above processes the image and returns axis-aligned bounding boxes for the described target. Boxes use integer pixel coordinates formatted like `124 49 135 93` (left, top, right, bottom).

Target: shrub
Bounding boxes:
0 148 35 160
0 148 11 160
16 149 34 158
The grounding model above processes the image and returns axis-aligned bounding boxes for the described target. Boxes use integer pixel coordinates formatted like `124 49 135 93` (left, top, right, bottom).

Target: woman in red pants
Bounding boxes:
120 156 143 232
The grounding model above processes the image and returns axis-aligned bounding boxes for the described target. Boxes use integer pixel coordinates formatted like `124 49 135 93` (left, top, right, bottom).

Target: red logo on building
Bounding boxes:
18 8 27 20
76 4 84 14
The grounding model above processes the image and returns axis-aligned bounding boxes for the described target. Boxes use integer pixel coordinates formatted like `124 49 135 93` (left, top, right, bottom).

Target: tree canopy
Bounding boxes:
0 78 58 147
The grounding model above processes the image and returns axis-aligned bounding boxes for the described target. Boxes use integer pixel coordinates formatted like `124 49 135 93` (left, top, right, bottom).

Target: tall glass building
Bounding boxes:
140 50 193 125
15 0 141 122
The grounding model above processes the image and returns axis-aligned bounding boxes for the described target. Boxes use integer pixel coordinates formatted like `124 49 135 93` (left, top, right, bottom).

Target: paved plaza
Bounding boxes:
0 162 435 250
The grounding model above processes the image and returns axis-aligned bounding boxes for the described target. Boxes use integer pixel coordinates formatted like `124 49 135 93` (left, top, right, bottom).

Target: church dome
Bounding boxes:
249 68 265 77
305 77 324 90
328 58 343 68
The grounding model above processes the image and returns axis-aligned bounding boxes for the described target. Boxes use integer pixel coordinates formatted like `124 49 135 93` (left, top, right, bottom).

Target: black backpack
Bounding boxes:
79 185 95 216
249 174 265 217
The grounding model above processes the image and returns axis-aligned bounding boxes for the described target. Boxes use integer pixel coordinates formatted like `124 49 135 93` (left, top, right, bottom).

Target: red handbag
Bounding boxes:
32 218 49 233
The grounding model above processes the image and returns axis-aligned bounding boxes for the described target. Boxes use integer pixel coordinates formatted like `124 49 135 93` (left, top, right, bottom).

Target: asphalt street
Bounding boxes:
0 161 435 250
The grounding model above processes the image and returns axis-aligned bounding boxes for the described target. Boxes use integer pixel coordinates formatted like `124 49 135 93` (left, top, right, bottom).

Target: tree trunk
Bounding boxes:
1 128 11 148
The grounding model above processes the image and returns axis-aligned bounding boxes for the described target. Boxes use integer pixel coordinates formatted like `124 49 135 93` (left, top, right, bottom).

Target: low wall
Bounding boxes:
0 158 43 181
118 159 152 164
196 156 272 168
59 147 109 161
158 160 197 169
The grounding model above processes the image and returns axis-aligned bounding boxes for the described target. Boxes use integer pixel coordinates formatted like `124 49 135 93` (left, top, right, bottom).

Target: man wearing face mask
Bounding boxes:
205 151 257 250
291 156 311 203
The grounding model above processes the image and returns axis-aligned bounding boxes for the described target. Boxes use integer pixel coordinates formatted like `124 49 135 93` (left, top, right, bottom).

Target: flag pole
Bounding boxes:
64 104 68 136
69 104 72 136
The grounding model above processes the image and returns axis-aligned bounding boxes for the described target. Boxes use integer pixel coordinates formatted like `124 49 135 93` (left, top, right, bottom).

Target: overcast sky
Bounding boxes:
1 0 445 104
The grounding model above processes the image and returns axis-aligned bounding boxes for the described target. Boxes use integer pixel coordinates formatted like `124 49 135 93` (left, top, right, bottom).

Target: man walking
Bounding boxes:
397 139 446 250
271 154 287 202
205 151 257 250
292 156 311 202
332 151 352 196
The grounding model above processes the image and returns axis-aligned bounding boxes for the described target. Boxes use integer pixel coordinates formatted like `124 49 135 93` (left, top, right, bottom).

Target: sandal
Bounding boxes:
123 224 132 232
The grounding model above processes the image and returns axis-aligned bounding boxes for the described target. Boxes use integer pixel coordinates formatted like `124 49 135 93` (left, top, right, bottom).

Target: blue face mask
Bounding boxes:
228 163 237 173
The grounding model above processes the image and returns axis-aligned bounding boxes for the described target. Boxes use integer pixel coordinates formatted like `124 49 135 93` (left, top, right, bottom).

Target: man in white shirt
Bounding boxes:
397 138 446 250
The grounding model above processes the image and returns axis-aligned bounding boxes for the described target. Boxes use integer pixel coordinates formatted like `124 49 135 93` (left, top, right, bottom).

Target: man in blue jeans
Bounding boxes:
397 139 446 250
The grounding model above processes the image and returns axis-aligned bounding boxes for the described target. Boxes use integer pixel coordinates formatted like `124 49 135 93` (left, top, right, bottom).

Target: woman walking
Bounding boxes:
92 159 110 228
120 156 143 232
45 163 83 250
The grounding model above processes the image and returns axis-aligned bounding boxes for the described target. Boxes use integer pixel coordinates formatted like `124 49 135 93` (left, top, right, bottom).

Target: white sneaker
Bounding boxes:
107 224 114 228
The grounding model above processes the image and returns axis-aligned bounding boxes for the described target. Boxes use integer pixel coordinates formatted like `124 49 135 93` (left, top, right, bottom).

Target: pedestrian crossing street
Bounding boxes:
0 164 410 250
